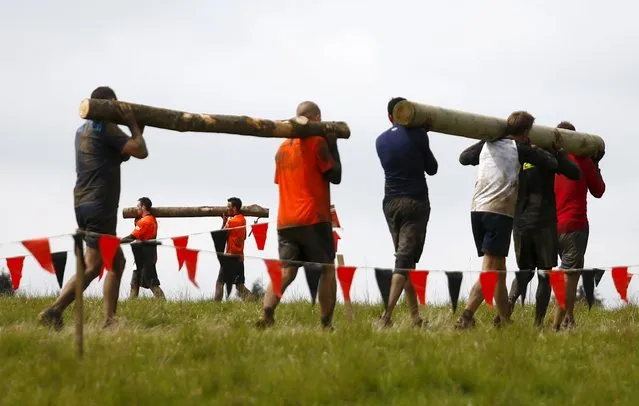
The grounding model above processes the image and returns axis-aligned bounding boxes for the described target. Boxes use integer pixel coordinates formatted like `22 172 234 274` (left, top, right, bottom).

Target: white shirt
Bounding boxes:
471 139 520 218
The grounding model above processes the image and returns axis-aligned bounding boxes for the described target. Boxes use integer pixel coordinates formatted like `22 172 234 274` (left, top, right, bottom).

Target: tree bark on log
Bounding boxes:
392 100 605 156
79 99 350 139
122 205 269 219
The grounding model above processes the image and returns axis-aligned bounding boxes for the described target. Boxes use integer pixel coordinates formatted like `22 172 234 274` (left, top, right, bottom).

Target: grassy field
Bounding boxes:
1 296 638 406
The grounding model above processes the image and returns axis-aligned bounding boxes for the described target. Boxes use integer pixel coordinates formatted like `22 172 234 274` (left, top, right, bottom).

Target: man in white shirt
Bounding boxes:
455 111 559 328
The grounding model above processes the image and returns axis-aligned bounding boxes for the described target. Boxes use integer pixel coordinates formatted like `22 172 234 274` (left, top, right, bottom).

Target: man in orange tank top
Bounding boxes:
214 197 255 301
121 197 165 299
256 101 342 329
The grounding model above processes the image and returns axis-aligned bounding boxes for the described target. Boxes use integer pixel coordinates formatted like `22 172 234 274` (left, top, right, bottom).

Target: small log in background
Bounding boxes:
392 100 605 156
122 205 269 219
79 99 350 139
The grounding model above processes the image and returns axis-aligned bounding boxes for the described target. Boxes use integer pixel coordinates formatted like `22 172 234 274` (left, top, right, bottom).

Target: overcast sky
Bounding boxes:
1 0 637 308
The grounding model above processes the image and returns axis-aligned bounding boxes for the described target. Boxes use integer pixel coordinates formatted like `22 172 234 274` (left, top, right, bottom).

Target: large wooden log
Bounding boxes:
122 205 269 219
79 98 350 139
392 100 604 156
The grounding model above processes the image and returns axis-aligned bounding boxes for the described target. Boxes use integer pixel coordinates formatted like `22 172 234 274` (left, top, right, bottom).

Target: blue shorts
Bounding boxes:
471 211 513 257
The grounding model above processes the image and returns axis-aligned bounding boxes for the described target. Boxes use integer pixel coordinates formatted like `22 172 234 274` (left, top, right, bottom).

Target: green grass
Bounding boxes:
1 296 638 405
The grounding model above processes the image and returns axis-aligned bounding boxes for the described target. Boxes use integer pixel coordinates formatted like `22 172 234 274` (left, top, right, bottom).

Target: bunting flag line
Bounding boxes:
515 271 534 305
611 266 630 303
548 270 566 310
181 248 200 288
446 272 463 312
98 235 120 272
303 264 321 305
251 223 268 251
581 270 596 309
51 252 68 289
98 263 106 281
331 208 341 228
479 271 498 308
264 259 282 297
171 236 189 271
337 266 357 303
332 231 341 253
6 256 25 291
22 238 55 274
374 268 392 309
408 270 429 306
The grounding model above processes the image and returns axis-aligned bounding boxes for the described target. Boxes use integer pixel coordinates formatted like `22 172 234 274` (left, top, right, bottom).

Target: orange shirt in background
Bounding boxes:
274 136 335 230
225 213 246 255
132 214 158 240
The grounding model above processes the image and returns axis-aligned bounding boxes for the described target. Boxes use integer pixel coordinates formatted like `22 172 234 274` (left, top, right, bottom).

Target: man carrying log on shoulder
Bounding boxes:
214 197 255 302
455 111 559 329
39 86 148 329
256 101 342 329
121 197 165 300
552 121 606 331
374 97 438 328
503 125 581 328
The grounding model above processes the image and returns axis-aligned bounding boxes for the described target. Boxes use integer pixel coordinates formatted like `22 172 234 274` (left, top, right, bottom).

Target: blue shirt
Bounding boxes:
375 125 438 201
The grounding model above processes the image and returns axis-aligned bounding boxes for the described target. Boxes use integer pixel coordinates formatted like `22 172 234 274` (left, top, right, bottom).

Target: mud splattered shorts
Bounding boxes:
382 196 431 271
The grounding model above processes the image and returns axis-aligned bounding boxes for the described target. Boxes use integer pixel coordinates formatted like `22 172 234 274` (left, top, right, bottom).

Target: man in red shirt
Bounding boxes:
552 121 606 330
256 101 342 329
214 197 255 301
121 197 165 300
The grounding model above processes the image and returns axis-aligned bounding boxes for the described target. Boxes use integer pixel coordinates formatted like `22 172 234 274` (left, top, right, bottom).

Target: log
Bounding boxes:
392 100 604 156
79 98 350 139
122 205 269 219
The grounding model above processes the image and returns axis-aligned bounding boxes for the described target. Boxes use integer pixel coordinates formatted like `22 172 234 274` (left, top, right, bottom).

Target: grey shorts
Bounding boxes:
382 196 430 270
558 229 589 270
277 222 335 268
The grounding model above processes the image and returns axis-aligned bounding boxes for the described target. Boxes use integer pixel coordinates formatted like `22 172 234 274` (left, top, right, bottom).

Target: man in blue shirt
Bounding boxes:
38 86 149 330
375 97 438 328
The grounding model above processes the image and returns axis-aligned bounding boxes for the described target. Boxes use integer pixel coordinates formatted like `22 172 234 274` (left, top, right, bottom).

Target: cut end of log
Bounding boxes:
292 116 309 126
392 100 416 126
79 99 90 119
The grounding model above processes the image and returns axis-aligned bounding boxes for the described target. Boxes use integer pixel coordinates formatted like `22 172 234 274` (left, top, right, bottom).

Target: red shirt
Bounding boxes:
555 154 605 234
274 136 335 230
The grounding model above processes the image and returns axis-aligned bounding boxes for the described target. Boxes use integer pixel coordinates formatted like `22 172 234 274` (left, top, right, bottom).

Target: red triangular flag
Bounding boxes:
337 266 357 303
629 274 634 285
22 238 54 274
264 259 282 297
98 235 120 272
331 208 341 228
479 271 498 308
6 256 25 290
251 223 268 251
548 270 566 310
98 263 106 281
171 236 189 271
333 230 341 253
182 248 200 288
612 267 630 303
408 270 429 305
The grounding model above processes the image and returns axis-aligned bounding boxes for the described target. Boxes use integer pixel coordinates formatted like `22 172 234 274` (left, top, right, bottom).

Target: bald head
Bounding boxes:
296 101 321 122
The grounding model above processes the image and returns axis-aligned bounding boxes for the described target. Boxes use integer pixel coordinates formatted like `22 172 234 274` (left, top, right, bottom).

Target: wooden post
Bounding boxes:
392 100 605 156
73 233 85 358
79 98 351 139
122 204 269 219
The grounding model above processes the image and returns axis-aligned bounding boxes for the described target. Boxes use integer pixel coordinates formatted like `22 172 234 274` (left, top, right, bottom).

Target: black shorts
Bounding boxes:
75 203 117 249
514 226 558 270
382 196 430 270
130 244 161 288
217 256 246 285
471 211 513 257
558 229 589 270
277 222 335 267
